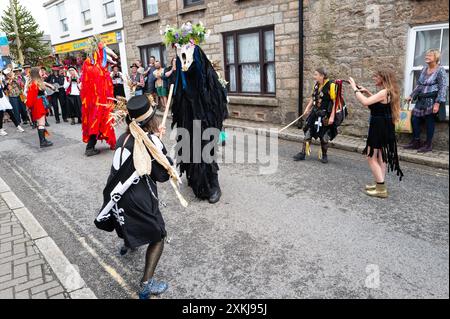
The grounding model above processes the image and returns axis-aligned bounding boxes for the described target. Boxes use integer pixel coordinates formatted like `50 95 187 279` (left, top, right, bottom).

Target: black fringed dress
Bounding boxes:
363 101 404 180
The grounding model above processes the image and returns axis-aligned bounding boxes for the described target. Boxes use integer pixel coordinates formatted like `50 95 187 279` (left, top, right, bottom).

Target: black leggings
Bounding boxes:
0 109 20 129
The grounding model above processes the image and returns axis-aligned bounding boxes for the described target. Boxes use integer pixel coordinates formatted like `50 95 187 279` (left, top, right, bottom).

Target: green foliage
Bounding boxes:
0 0 51 65
162 22 211 47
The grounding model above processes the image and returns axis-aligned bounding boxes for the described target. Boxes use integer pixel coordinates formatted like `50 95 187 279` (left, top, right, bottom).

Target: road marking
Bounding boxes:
5 161 138 298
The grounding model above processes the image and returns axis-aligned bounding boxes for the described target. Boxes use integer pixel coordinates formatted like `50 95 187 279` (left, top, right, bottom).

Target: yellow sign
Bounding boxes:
54 31 119 54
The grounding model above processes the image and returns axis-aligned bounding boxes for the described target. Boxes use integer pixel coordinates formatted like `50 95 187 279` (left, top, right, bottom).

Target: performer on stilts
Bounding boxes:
163 22 229 204
293 67 347 163
95 95 187 299
80 36 118 156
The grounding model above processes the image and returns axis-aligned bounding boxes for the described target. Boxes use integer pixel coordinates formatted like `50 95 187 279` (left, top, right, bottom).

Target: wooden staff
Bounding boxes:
160 84 174 129
279 113 306 133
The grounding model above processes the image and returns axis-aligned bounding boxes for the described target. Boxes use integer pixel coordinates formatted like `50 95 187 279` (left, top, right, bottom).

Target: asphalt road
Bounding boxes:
0 116 448 299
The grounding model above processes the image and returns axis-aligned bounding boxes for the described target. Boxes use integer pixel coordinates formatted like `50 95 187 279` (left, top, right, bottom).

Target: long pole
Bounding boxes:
10 0 24 65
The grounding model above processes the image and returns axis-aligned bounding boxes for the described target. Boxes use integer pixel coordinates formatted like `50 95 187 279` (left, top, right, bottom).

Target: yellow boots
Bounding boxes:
365 183 388 198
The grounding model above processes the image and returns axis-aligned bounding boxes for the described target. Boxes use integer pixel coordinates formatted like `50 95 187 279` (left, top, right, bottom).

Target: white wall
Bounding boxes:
44 0 124 45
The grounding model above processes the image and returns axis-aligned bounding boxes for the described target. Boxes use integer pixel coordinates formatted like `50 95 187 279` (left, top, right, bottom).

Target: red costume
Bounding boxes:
26 82 47 121
80 42 116 149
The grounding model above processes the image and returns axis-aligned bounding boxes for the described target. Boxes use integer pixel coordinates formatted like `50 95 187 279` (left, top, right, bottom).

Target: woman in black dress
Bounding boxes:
95 95 181 299
349 70 403 198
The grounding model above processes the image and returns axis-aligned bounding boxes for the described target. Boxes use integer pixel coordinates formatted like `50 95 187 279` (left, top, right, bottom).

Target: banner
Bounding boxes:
54 31 119 54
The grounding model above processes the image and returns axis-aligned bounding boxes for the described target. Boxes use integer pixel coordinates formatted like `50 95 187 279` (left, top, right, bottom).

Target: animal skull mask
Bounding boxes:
176 43 196 72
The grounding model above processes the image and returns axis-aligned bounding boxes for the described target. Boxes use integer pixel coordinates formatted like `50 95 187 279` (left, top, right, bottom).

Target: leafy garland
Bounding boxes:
161 22 211 47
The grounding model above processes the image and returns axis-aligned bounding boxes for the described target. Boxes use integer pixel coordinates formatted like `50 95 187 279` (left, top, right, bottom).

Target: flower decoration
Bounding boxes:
162 22 211 47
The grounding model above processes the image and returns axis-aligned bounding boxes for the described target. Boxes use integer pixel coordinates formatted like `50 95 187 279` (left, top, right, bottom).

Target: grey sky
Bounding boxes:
0 0 50 34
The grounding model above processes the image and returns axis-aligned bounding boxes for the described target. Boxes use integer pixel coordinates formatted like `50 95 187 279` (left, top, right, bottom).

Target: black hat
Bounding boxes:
126 95 156 126
23 64 31 69
130 63 139 69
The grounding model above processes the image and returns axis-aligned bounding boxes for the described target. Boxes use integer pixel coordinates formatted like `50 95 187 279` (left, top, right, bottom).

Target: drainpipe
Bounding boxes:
297 0 304 128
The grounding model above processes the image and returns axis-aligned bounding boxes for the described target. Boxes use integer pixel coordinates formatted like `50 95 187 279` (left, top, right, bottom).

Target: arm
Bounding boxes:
436 67 448 104
63 77 70 90
408 68 425 101
26 82 37 108
303 98 313 116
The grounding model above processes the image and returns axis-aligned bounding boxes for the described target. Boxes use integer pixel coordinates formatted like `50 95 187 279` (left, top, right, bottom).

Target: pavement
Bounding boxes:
222 117 449 170
0 115 448 299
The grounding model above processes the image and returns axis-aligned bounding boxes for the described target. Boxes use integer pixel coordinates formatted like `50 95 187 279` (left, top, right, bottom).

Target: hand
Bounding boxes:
348 77 357 91
405 96 413 103
433 103 440 114
358 86 370 95
157 125 166 137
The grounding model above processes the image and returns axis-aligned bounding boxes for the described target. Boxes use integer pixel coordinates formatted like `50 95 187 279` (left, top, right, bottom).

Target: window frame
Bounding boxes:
139 44 167 68
57 2 68 33
223 26 276 97
80 0 92 26
404 23 449 116
102 0 116 20
183 0 204 8
143 0 158 18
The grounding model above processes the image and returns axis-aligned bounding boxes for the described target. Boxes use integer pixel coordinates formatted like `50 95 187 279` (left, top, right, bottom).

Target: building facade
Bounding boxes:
43 0 128 71
122 0 448 149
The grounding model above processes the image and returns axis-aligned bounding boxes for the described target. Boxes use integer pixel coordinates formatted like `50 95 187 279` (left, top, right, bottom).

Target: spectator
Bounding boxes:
145 56 157 104
129 63 145 96
64 66 82 125
404 49 449 153
0 69 25 136
153 61 168 111
5 67 29 125
111 65 125 98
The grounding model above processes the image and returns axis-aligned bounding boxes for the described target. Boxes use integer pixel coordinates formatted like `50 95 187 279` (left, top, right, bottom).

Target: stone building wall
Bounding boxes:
121 0 300 125
121 0 449 150
303 0 449 150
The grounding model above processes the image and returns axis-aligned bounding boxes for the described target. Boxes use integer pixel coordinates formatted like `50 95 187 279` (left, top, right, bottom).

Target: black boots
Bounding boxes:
404 139 421 150
293 142 307 161
320 141 329 164
85 135 100 157
38 128 53 148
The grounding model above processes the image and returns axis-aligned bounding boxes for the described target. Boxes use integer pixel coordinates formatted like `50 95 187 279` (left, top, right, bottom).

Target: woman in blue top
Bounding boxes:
405 49 448 153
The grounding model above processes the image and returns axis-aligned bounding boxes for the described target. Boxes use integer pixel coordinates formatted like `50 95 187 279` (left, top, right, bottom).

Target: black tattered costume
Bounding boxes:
172 46 228 202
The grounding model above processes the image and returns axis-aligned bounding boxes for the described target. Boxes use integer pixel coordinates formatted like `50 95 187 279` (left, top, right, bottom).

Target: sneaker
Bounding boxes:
17 126 25 133
85 148 101 157
0 129 7 136
139 279 168 299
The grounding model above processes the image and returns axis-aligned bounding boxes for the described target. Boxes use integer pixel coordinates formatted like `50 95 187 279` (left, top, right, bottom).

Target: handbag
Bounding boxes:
435 102 447 122
395 102 413 134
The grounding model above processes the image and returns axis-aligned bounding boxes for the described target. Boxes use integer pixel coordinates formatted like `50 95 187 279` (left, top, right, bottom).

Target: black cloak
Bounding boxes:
171 46 228 199
95 132 171 249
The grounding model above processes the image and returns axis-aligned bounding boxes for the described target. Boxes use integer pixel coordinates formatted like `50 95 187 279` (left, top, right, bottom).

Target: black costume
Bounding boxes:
172 46 228 202
364 101 403 180
46 73 67 122
95 132 171 248
295 79 346 162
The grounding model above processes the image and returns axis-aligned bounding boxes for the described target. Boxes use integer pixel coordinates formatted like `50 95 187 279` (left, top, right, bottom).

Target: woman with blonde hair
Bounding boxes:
405 49 448 153
349 69 403 198
26 67 53 147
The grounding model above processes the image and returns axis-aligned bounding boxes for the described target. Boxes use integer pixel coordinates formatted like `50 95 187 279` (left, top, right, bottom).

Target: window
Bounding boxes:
184 0 204 7
143 0 158 17
139 44 167 68
223 27 275 95
80 0 91 26
405 23 449 115
103 0 116 19
57 2 68 33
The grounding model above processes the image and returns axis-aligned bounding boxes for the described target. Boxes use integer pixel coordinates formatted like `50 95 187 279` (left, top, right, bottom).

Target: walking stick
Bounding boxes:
279 113 305 133
161 84 174 129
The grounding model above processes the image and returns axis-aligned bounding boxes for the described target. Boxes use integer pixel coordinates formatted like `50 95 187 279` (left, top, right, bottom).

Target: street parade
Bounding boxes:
0 0 448 310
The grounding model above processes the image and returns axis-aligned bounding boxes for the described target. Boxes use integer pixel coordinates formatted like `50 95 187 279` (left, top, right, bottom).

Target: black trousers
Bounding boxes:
50 93 61 121
0 109 20 129
66 95 81 120
54 90 68 121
